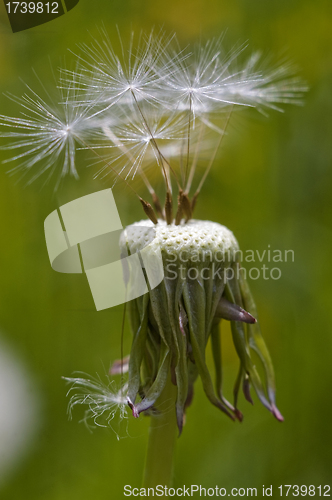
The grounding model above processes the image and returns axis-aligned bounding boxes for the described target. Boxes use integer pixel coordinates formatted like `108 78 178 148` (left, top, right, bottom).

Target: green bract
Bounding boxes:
121 219 283 434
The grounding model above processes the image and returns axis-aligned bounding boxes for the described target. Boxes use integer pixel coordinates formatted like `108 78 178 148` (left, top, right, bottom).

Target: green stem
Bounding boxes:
142 373 178 488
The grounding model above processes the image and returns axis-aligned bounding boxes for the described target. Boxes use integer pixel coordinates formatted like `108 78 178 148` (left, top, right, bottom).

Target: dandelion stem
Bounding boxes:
184 96 192 186
185 121 205 194
142 372 178 488
102 126 164 217
130 90 181 194
192 106 233 209
130 91 171 193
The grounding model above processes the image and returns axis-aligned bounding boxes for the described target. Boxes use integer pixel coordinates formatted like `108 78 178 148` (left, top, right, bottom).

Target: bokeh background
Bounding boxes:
0 0 332 498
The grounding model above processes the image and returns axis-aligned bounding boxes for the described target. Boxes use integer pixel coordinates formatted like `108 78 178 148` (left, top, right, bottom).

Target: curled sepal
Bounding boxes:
179 302 188 336
225 282 274 415
183 282 237 421
174 345 189 435
144 325 160 383
233 363 243 410
210 322 242 420
233 364 253 415
163 276 189 434
184 362 199 412
174 316 189 435
130 343 170 417
148 281 176 354
215 297 257 324
127 302 149 407
238 267 284 421
243 373 254 405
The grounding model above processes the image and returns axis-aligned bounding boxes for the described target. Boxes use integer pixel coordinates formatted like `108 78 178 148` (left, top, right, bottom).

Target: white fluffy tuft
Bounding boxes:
63 373 129 439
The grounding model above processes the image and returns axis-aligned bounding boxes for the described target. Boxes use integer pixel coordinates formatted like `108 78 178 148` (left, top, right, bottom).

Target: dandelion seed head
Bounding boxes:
0 29 307 191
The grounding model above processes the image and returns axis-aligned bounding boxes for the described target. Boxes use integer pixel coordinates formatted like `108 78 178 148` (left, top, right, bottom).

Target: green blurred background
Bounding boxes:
0 0 331 498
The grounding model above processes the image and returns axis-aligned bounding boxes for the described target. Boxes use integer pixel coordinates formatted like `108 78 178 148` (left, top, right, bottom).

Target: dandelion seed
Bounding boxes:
0 78 94 188
64 28 172 114
157 37 307 120
156 37 248 116
92 106 190 183
63 373 128 438
219 51 309 113
0 30 306 193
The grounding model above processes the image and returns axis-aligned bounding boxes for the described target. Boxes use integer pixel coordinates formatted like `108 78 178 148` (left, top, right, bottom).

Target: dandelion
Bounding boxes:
0 29 306 487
